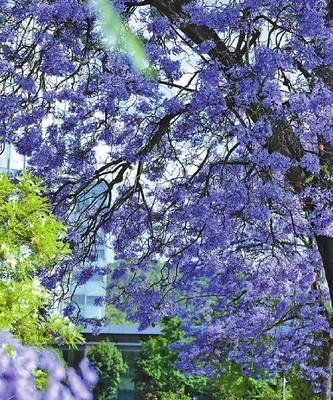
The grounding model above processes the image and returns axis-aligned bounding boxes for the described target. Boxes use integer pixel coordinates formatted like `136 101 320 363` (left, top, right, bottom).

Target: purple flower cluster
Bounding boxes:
0 331 97 400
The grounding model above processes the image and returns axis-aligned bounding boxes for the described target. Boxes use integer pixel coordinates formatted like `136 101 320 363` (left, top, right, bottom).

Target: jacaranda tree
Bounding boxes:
2 0 333 397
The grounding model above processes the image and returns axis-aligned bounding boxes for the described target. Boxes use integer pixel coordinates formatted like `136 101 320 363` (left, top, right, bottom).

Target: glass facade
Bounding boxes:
68 182 111 320
118 349 140 400
63 345 141 400
70 241 108 320
0 143 26 173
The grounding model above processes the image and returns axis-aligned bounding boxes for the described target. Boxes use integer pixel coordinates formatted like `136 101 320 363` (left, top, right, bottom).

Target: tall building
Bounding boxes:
0 142 26 172
71 243 109 320
69 181 111 321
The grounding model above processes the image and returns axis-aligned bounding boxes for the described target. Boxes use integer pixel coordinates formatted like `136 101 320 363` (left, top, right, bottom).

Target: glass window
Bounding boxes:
85 296 104 318
86 296 98 305
97 248 105 260
117 389 134 400
9 145 25 170
0 143 10 169
90 273 104 282
122 351 139 379
73 294 85 305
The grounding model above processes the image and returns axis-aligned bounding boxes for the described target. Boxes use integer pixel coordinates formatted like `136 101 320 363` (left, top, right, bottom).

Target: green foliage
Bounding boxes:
159 387 191 400
0 172 83 347
87 340 127 400
105 304 133 325
287 368 320 400
303 174 314 185
93 0 153 76
320 163 330 176
209 364 289 400
33 369 49 391
34 349 67 391
139 391 191 400
135 318 208 400
0 172 70 271
208 364 321 399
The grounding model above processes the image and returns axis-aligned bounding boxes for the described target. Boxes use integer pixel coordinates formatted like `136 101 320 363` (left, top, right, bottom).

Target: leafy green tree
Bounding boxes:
0 172 83 347
87 340 127 400
159 388 191 400
209 363 321 400
286 368 320 400
209 364 288 400
135 318 208 400
105 304 134 325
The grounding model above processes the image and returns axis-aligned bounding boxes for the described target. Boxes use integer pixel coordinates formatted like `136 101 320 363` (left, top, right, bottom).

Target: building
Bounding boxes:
69 181 112 321
70 239 109 320
64 324 162 400
0 142 26 173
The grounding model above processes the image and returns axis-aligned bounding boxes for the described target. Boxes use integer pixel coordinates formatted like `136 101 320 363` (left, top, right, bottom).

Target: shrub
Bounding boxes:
87 341 127 400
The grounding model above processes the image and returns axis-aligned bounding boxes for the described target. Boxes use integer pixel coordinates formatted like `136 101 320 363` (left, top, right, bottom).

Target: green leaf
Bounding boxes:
93 0 154 77
303 175 314 185
0 172 81 348
320 163 330 176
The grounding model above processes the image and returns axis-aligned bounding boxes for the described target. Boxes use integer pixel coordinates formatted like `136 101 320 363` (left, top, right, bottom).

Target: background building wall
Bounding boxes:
0 142 26 172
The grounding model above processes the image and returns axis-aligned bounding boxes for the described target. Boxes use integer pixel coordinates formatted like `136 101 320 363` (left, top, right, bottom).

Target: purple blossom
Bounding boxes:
17 76 36 93
0 331 97 399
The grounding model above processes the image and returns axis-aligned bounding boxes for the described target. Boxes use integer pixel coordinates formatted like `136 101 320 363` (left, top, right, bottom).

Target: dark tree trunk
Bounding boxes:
316 236 333 399
327 0 333 21
321 339 333 400
316 236 333 306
